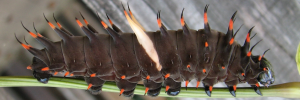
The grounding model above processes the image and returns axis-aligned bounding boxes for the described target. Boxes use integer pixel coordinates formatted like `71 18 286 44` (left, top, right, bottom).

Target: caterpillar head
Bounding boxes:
252 56 275 87
257 57 274 87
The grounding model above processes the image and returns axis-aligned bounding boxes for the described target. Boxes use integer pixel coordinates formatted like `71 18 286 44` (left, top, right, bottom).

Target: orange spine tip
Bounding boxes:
196 81 200 88
90 73 96 77
180 18 185 26
21 44 30 50
146 75 150 80
209 86 213 92
76 19 83 27
54 71 58 75
108 19 113 25
205 42 208 47
165 85 170 92
202 69 206 73
246 33 250 42
121 75 126 79
264 68 267 71
29 32 37 38
233 85 236 91
101 21 108 29
37 33 43 37
129 11 133 16
48 22 56 29
83 19 89 25
229 19 233 30
87 83 92 90
229 38 234 45
119 89 124 96
56 22 62 28
241 73 245 76
258 56 262 61
256 83 260 87
185 80 189 87
204 13 208 24
222 66 225 69
145 87 149 94
27 66 32 70
164 73 170 79
187 65 190 68
41 67 49 71
247 51 252 57
124 11 128 16
64 71 70 76
157 18 162 28
70 73 74 76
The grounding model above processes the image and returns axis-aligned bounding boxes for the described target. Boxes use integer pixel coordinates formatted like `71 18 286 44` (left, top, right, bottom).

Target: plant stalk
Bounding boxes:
0 76 299 98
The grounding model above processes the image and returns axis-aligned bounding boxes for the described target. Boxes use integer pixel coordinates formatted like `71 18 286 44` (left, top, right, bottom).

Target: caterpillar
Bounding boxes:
16 4 274 97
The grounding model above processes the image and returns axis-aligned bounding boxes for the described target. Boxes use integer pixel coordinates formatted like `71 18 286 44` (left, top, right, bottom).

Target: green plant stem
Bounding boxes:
0 76 299 98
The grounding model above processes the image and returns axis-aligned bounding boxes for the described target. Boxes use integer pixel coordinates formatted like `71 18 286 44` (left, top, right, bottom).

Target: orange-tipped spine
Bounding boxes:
43 13 56 29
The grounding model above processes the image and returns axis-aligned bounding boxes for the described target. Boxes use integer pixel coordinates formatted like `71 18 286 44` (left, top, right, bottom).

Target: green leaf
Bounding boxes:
0 76 300 98
296 43 300 75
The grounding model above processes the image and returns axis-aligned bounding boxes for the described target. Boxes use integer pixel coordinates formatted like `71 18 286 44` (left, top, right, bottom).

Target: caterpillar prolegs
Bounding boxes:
16 4 275 97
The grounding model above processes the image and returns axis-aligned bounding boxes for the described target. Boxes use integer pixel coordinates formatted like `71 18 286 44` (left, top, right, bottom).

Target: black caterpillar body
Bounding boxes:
16 5 275 97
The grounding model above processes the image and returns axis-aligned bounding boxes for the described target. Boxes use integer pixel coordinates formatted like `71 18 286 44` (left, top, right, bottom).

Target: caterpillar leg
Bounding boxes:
116 78 137 97
85 77 105 95
164 78 181 96
147 87 161 97
225 77 240 97
203 84 213 97
202 78 217 97
30 57 52 84
33 70 52 84
248 79 262 96
143 79 162 97
252 83 262 96
227 85 237 97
